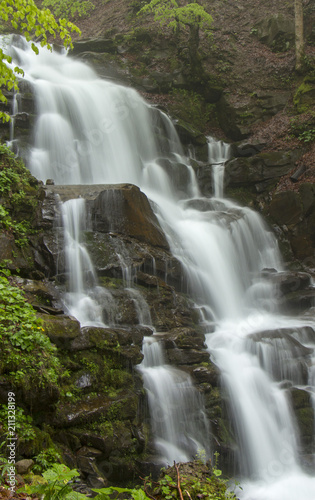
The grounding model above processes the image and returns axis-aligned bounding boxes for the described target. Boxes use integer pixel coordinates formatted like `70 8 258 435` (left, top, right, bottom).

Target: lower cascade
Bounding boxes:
5 36 315 499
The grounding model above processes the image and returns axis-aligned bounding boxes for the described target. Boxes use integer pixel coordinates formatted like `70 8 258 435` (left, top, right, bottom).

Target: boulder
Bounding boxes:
71 38 117 56
40 314 81 349
253 14 295 52
15 459 34 475
166 348 210 365
225 151 295 191
91 184 169 249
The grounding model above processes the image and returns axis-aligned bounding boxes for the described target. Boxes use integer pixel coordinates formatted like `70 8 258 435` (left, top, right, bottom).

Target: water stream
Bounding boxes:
5 36 315 499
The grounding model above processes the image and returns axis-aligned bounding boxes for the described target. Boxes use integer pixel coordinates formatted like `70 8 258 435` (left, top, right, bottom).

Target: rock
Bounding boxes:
174 119 207 146
270 271 311 294
265 183 315 263
71 38 117 56
91 184 169 249
232 140 266 157
40 314 81 349
254 14 295 51
294 76 315 113
166 348 210 365
15 459 34 474
163 327 206 350
290 388 314 453
225 151 296 190
269 191 303 226
218 92 290 140
55 398 112 427
192 365 219 386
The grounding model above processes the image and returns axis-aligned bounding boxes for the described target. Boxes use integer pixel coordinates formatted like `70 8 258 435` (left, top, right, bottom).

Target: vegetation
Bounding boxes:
0 143 39 245
0 267 62 389
41 0 95 19
137 0 213 67
14 458 236 500
0 0 80 121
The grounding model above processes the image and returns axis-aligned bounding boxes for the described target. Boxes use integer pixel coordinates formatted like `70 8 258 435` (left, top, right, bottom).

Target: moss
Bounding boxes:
225 186 256 206
293 77 315 113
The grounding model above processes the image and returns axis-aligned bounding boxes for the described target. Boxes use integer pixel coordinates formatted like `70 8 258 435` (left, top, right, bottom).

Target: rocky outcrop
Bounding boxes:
253 14 295 52
225 151 298 192
268 184 315 264
217 92 290 141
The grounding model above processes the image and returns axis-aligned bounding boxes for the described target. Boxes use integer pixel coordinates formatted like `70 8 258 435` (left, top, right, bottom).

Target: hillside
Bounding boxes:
64 0 315 175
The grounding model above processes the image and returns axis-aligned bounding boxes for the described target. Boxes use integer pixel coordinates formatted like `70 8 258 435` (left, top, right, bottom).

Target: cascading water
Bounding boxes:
139 337 211 464
208 136 231 198
60 197 112 327
5 36 315 499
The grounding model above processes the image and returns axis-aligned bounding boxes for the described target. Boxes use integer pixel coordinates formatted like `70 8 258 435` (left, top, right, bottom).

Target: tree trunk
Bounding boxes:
294 0 305 72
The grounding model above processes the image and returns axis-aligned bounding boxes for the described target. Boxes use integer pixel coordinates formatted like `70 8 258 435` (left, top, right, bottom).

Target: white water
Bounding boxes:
139 337 211 464
61 197 110 326
6 36 315 499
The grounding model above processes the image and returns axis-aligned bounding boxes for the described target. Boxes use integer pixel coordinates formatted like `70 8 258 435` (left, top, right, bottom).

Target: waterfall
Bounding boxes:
60 198 110 327
207 136 231 198
6 36 315 499
139 337 211 464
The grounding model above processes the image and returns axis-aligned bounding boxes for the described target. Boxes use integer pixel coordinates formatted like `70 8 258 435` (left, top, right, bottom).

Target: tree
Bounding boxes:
0 0 80 121
294 0 304 72
138 0 213 69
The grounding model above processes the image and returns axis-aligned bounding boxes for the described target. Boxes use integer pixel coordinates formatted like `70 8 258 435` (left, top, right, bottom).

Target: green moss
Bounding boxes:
293 77 315 113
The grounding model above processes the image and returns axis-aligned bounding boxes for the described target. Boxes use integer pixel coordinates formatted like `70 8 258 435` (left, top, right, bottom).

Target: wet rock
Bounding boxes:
91 184 169 249
270 271 311 294
290 388 314 453
40 314 81 349
163 327 206 350
174 119 207 146
192 365 219 386
166 348 210 365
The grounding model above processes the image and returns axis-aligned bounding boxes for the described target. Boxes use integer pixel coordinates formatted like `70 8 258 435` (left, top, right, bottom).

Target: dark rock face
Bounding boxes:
91 184 168 248
225 151 296 192
268 184 315 264
217 92 290 141
4 180 229 485
253 14 295 52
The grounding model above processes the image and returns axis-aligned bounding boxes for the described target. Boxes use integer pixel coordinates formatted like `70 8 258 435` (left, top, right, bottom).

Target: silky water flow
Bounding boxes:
5 36 315 500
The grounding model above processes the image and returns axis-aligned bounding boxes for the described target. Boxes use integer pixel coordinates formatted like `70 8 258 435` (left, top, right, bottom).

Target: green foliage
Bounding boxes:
41 0 95 19
22 463 87 499
0 404 36 441
0 269 62 389
289 113 315 144
0 0 81 121
0 143 39 245
141 456 237 500
92 486 151 500
19 457 238 500
33 447 62 473
138 0 213 34
169 88 211 131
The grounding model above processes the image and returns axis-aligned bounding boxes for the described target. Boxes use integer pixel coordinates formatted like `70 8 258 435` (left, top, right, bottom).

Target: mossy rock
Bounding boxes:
294 76 315 113
253 14 295 52
40 314 81 349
